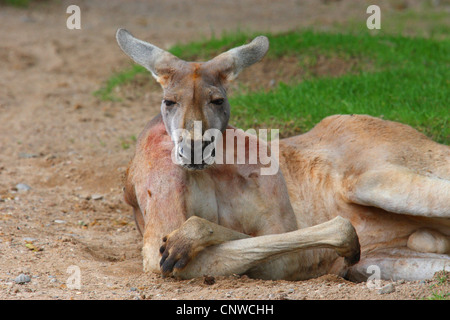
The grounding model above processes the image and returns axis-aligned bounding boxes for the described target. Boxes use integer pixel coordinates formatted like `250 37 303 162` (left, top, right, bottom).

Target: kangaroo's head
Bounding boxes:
116 29 269 170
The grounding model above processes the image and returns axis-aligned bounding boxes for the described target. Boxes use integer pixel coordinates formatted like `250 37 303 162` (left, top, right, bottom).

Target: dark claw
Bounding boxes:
160 250 169 267
173 256 190 271
161 256 177 276
159 232 194 277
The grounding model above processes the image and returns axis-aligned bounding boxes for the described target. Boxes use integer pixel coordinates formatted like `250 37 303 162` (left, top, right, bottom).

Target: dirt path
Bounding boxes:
0 0 448 300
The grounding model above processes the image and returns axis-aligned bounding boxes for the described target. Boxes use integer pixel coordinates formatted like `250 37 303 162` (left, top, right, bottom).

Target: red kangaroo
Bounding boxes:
116 29 449 281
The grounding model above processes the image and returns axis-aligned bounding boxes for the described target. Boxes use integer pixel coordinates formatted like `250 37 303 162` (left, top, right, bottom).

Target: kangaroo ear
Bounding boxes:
116 28 181 81
206 36 269 81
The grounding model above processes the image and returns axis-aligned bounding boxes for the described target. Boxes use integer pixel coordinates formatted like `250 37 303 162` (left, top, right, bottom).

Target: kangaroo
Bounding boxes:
116 29 450 281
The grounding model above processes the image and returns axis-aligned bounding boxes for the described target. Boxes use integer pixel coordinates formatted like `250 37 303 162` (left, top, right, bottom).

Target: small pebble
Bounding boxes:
15 274 31 284
378 283 395 295
20 15 36 23
91 194 103 200
203 275 215 285
18 153 38 159
54 220 66 224
15 183 31 192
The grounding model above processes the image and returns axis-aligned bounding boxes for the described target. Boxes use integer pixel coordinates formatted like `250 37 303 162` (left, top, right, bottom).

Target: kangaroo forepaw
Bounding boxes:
159 234 193 277
159 216 214 277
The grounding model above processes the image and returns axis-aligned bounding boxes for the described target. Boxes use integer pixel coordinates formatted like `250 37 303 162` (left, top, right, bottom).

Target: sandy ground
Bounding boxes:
0 0 448 300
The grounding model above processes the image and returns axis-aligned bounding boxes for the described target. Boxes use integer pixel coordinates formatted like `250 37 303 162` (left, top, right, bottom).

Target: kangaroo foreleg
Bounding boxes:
159 216 250 276
160 216 360 280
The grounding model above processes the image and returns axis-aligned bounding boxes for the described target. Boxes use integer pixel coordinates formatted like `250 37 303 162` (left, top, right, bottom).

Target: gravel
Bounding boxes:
15 274 31 284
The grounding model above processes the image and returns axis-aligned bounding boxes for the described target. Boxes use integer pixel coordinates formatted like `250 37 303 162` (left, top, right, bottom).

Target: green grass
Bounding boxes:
119 135 137 150
220 31 449 143
229 32 450 142
426 292 450 300
97 29 449 144
0 0 30 7
382 8 450 39
423 270 450 300
436 272 448 285
342 7 450 40
94 64 148 101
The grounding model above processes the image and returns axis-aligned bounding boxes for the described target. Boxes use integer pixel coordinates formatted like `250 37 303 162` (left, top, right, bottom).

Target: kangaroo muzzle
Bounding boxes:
176 138 215 170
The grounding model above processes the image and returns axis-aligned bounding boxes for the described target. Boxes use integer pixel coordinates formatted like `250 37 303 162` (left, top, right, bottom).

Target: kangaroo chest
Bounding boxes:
184 165 298 236
184 172 259 234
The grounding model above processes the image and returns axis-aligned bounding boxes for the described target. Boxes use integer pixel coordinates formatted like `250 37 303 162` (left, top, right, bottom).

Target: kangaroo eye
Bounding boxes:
211 98 224 105
164 100 176 107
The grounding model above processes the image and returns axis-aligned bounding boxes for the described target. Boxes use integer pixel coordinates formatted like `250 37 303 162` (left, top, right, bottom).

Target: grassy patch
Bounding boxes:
0 0 30 7
229 34 449 142
424 270 450 300
225 32 449 143
94 64 148 101
119 135 137 150
425 292 450 300
382 7 450 39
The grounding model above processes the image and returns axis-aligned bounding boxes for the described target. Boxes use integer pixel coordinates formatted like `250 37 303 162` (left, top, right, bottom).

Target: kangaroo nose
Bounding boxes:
178 139 215 166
